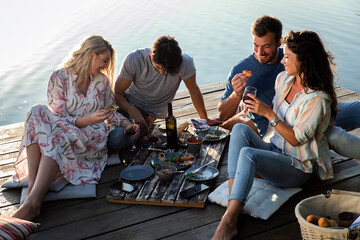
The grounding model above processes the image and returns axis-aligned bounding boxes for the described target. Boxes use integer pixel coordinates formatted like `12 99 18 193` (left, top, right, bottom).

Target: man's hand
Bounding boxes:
129 107 148 134
231 73 249 97
206 117 223 126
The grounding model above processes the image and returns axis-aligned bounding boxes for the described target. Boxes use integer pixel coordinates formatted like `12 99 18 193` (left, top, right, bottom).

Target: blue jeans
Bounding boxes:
107 127 141 151
326 101 360 159
228 124 311 203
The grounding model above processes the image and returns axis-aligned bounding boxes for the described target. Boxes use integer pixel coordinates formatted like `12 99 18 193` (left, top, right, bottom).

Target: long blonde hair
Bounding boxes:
64 35 115 87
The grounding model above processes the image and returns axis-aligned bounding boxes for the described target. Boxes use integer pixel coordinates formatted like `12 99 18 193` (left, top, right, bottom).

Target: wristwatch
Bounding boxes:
270 117 280 127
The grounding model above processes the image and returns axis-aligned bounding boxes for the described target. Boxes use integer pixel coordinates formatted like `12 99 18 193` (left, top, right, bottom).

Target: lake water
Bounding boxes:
0 0 359 126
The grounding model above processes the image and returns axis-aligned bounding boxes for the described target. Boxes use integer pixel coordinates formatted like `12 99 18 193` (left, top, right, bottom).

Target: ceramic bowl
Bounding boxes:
155 165 177 181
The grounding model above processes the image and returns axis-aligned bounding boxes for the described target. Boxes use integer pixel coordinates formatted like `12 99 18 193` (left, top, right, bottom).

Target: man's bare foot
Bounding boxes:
12 199 41 221
212 216 238 240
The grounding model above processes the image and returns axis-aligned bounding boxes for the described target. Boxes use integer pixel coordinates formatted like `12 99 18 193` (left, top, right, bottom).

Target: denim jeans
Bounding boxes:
107 126 141 151
334 101 360 130
326 101 360 159
228 124 311 203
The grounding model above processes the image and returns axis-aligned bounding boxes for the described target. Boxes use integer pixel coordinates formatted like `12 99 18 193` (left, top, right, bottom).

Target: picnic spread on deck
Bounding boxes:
106 123 229 208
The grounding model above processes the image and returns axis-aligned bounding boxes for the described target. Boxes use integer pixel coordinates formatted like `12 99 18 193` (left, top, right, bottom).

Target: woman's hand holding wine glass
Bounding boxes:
124 119 140 151
243 91 274 119
239 86 257 119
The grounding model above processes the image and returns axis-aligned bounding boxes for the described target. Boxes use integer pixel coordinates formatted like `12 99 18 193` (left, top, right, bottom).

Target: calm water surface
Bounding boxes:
0 0 359 125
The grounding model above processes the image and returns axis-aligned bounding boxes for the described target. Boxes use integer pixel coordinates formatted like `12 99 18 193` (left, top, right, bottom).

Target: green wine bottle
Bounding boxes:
166 103 178 149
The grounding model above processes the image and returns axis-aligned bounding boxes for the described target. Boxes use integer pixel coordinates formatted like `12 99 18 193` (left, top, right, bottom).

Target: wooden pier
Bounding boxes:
0 81 359 239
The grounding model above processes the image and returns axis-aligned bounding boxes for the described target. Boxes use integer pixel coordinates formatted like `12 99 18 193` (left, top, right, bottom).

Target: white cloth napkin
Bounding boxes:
191 119 210 133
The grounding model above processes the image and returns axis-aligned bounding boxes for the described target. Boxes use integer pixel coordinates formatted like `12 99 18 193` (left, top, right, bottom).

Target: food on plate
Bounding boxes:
158 152 166 161
203 130 223 140
318 217 337 228
243 70 252 77
156 152 194 166
205 133 220 139
180 154 194 161
184 172 205 180
178 160 194 166
105 104 119 112
204 130 223 140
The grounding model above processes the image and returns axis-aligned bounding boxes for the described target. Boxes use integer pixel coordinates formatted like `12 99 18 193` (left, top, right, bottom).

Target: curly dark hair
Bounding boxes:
282 30 338 122
151 35 183 75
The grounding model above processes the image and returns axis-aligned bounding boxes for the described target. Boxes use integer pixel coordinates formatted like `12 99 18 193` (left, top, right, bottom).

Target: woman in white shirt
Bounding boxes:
213 30 338 240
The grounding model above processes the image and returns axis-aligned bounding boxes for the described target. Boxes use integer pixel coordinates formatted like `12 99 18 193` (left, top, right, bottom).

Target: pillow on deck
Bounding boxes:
2 176 69 192
0 215 39 240
20 184 96 205
208 179 301 220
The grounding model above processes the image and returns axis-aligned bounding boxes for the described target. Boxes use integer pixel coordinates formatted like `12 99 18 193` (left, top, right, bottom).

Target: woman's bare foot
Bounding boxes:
12 198 41 221
212 215 238 240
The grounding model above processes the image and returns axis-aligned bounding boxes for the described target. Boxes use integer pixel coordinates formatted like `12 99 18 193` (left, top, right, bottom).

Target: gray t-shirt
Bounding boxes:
119 48 196 118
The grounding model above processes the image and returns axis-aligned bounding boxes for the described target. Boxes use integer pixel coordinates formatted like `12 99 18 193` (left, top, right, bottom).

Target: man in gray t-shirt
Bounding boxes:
114 35 221 133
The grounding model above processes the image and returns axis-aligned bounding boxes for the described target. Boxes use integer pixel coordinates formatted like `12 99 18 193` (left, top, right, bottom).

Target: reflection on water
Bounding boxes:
0 0 359 125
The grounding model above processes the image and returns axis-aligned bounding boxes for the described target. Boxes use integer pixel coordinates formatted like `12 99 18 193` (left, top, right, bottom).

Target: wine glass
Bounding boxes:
126 119 137 151
239 86 257 119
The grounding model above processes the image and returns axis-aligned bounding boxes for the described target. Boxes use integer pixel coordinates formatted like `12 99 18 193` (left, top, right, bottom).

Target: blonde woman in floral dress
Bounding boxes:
12 35 139 220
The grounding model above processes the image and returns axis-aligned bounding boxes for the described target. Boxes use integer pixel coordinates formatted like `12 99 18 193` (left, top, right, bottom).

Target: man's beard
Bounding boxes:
257 50 277 64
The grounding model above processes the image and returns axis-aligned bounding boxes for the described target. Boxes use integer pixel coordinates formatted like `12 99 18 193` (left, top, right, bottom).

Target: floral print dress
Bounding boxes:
14 69 126 185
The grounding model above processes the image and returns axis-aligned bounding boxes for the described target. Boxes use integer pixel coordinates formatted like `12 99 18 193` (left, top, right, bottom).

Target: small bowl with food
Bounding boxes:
186 136 204 154
155 165 177 181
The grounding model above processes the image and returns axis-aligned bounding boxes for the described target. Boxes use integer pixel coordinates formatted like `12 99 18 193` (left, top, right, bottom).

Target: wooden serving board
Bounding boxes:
106 128 229 208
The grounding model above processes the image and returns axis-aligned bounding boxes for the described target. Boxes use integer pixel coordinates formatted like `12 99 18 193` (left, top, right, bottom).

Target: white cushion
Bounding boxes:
208 179 301 220
20 184 96 205
2 176 69 192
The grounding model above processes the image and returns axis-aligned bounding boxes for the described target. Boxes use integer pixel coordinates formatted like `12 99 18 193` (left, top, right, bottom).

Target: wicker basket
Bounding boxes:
295 190 360 240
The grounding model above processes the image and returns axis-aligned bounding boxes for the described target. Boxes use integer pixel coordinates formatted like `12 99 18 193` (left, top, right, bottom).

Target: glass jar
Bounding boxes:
338 212 355 228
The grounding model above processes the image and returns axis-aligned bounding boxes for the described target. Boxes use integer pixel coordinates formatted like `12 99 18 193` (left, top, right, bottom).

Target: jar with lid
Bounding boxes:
338 212 355 228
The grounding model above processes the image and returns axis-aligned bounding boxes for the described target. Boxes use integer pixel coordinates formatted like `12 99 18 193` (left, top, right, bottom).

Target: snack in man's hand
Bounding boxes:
105 104 119 112
243 70 252 77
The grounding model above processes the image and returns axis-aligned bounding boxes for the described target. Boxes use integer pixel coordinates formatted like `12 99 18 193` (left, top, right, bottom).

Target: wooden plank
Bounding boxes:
29 205 187 240
0 123 24 144
84 204 225 240
243 222 302 240
0 141 20 155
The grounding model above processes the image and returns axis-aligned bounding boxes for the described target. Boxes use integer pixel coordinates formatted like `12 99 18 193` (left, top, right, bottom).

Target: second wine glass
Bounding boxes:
126 119 137 151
